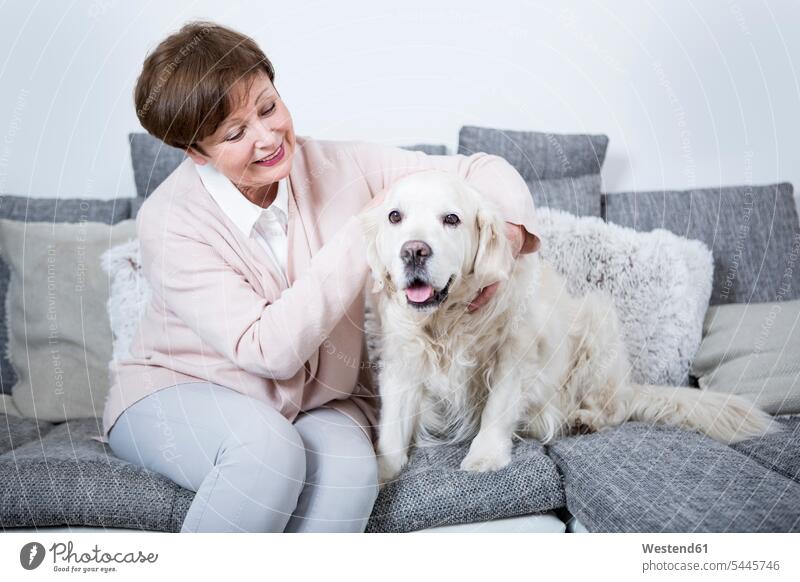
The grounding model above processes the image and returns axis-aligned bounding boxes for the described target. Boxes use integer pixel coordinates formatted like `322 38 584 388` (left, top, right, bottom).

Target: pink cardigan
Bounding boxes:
95 136 541 445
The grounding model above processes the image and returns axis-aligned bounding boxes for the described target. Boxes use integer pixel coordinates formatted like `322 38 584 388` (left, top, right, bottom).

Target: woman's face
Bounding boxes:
186 72 295 205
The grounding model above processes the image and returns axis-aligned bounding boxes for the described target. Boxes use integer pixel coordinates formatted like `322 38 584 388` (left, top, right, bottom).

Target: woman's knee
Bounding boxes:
222 402 307 489
295 409 379 491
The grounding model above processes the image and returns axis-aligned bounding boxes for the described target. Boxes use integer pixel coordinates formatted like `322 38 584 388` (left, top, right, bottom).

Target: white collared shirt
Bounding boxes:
194 161 290 286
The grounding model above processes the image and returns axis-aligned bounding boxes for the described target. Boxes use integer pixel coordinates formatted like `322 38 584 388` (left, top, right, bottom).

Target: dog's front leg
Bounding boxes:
376 374 421 484
460 367 522 473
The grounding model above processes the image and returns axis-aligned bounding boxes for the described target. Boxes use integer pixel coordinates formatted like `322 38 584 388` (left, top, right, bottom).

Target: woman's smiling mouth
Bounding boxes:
253 141 285 166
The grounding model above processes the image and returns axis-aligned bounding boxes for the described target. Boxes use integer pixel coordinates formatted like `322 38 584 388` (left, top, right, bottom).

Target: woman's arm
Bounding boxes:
138 212 369 381
344 140 541 254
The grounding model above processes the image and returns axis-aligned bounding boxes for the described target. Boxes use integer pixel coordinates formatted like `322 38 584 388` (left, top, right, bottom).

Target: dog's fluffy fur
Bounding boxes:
359 170 781 482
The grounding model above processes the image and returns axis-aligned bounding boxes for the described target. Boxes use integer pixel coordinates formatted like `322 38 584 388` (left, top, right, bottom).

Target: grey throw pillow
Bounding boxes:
690 300 800 414
0 218 137 421
603 183 800 305
458 125 608 217
129 133 186 198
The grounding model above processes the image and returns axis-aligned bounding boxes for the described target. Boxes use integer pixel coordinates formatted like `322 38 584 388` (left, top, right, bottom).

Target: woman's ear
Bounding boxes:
186 145 209 166
358 206 392 294
471 207 514 289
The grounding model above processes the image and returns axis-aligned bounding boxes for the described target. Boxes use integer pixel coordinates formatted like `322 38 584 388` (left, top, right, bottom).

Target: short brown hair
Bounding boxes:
134 21 275 153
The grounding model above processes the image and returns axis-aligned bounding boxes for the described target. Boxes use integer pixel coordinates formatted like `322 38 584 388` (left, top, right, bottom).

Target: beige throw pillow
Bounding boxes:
690 300 800 414
0 218 136 421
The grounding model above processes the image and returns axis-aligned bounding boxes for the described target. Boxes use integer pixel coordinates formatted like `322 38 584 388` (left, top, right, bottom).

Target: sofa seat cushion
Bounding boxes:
1 415 564 532
730 414 800 484
0 416 192 531
0 413 54 456
547 419 800 532
366 439 566 533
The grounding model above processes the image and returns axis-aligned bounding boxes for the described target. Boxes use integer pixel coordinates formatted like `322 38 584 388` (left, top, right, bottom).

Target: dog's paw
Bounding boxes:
377 453 408 485
459 449 511 473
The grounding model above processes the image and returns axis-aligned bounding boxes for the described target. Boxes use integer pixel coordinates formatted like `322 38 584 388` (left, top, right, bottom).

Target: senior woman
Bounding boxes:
99 21 541 533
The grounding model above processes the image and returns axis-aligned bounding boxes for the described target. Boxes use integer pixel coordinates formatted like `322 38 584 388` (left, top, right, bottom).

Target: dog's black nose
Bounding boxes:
400 240 432 267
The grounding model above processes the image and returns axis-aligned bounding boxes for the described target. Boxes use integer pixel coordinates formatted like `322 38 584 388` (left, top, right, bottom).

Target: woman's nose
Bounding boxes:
252 120 280 148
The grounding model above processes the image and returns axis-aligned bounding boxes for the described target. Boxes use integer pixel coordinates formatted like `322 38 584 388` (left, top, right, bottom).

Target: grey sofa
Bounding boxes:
1 127 798 533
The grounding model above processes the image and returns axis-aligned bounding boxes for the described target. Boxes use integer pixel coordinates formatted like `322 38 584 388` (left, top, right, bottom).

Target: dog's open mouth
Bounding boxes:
404 275 454 309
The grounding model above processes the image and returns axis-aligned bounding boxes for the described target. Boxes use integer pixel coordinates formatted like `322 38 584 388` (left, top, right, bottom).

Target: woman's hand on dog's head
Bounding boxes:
467 222 524 313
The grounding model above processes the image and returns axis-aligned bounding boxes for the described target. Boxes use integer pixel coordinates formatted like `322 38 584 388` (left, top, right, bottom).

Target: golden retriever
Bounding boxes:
359 170 779 483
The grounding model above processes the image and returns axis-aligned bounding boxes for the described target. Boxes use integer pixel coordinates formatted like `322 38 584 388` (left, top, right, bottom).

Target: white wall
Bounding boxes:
1 0 799 205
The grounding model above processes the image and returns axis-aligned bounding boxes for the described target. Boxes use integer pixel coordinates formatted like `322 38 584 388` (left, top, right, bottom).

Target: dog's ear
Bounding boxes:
471 207 514 289
358 206 392 294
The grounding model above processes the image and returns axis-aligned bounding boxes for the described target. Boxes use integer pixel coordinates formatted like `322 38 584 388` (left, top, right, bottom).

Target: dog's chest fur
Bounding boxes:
410 320 502 443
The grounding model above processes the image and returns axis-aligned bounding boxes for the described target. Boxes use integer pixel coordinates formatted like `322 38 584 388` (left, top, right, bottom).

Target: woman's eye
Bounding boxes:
225 130 244 142
388 210 402 224
443 213 460 226
260 103 277 116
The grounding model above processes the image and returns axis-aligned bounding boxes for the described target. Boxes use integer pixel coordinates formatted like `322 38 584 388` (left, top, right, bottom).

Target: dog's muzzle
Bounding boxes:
403 275 455 310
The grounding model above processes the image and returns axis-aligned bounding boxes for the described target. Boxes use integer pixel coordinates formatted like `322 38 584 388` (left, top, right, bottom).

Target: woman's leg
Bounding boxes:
284 407 379 533
108 382 306 533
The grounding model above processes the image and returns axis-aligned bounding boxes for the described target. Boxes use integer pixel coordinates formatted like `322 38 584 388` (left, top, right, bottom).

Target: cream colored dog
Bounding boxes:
359 170 780 483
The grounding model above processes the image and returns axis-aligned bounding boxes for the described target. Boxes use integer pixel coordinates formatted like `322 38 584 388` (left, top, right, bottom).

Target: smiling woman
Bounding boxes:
103 20 541 534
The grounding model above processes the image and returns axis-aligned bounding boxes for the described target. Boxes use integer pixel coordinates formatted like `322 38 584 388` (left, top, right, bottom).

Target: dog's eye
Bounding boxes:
388 210 402 224
443 213 460 226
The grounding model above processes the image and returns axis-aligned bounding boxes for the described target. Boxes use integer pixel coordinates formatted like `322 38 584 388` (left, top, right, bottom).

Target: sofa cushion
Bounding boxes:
0 416 192 531
537 208 713 386
365 439 566 532
0 196 133 395
603 183 800 305
0 219 137 421
729 414 800 483
129 132 450 198
0 413 54 456
547 418 800 532
458 125 608 216
690 300 800 414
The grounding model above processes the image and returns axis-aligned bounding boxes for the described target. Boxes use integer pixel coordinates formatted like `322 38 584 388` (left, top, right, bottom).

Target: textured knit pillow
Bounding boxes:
100 239 150 362
536 208 714 386
0 218 137 421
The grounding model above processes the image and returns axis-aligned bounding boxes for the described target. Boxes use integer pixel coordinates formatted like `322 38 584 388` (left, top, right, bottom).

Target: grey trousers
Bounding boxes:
108 382 379 533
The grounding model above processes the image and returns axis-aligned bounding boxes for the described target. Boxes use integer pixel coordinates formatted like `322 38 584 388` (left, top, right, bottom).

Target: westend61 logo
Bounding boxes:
19 541 159 573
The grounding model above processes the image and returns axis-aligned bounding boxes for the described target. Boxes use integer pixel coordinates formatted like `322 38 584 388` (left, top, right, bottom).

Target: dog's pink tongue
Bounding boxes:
406 284 434 303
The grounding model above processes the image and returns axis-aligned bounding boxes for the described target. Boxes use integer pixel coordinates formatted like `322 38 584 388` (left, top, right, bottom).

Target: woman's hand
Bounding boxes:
467 222 525 313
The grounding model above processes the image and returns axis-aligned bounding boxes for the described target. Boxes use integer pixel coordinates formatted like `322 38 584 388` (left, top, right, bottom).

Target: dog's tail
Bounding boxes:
625 383 782 444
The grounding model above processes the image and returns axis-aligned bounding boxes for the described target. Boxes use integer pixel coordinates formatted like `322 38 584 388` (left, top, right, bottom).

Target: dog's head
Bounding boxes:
359 170 514 313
